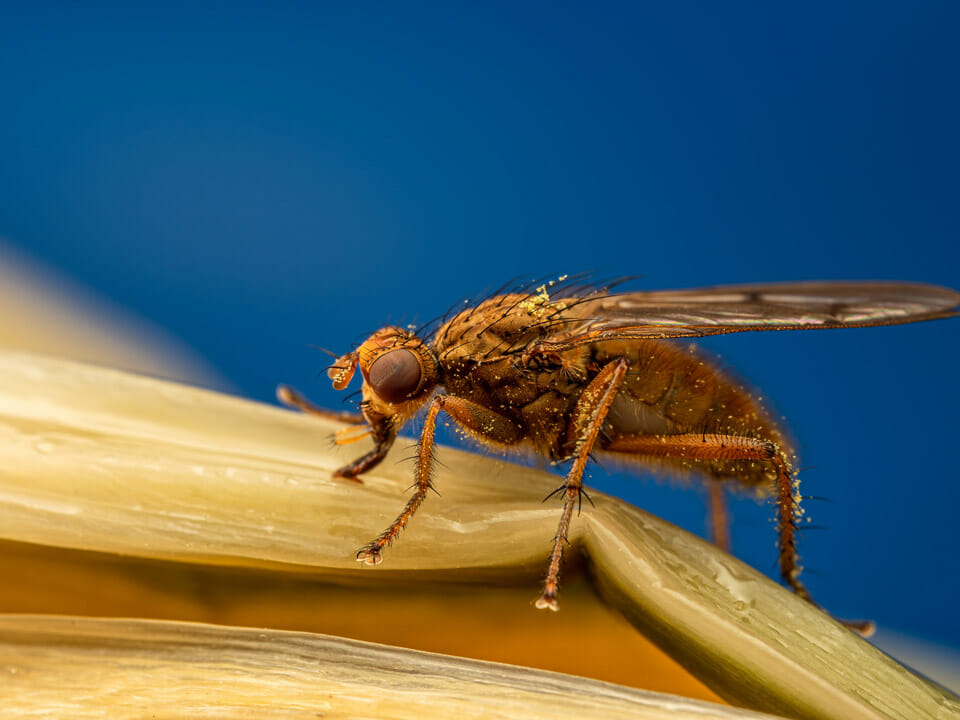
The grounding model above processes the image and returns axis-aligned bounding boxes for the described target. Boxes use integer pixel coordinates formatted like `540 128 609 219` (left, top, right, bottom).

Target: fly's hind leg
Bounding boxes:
606 432 875 636
537 358 630 611
708 481 731 553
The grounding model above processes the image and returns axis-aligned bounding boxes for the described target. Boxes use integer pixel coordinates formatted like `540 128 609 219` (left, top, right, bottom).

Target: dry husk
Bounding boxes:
3 614 780 720
0 350 957 719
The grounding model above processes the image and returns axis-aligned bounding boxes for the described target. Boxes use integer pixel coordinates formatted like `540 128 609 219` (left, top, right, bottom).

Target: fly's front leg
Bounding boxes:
606 432 875 636
333 406 397 481
537 358 630 611
333 436 395 480
277 385 365 425
278 384 396 482
357 395 522 565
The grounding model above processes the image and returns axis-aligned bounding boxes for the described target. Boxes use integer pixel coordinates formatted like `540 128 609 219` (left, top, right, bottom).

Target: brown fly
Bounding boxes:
278 277 960 634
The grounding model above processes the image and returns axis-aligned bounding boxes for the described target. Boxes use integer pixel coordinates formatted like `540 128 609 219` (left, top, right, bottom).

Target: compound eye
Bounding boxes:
368 349 422 404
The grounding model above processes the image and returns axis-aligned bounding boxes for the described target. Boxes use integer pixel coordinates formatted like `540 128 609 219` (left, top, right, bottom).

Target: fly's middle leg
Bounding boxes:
536 358 630 611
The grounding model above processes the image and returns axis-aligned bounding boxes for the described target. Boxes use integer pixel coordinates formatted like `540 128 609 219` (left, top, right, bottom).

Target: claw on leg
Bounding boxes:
356 546 383 565
535 591 559 611
332 469 364 484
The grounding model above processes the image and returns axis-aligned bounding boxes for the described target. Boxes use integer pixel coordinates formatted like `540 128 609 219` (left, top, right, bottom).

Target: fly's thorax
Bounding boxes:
331 327 439 420
433 293 578 364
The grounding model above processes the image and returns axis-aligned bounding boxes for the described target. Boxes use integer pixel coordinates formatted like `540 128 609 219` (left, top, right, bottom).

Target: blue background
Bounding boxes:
1 3 958 649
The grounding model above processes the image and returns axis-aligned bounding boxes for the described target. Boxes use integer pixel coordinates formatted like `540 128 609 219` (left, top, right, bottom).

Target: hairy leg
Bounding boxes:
606 432 874 635
537 358 630 611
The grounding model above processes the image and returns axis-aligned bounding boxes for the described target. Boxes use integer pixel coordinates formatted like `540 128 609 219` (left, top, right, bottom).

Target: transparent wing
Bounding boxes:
546 281 960 347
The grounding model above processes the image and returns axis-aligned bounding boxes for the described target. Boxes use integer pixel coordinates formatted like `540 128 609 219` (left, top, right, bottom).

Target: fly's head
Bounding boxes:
330 327 439 429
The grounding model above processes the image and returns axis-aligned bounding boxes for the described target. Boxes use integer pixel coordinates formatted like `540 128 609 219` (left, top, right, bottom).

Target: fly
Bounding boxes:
279 277 960 635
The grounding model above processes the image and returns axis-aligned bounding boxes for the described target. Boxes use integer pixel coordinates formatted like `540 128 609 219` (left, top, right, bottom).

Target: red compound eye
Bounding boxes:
368 349 422 403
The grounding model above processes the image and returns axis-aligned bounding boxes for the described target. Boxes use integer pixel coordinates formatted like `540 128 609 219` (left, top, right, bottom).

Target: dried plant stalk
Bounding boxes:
586 504 958 717
0 350 957 719
0 615 783 720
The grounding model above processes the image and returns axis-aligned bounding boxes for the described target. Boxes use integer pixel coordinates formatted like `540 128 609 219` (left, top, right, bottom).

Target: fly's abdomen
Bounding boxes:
595 339 791 488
